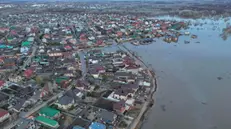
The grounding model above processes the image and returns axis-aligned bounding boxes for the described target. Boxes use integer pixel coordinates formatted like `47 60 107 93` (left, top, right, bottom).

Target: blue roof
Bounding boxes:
89 122 106 129
73 126 85 129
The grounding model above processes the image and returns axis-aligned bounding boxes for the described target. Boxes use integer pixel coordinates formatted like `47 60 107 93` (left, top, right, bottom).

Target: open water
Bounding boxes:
125 17 231 129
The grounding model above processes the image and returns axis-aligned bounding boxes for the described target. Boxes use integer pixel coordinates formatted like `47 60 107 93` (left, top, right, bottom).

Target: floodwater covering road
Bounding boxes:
124 17 231 129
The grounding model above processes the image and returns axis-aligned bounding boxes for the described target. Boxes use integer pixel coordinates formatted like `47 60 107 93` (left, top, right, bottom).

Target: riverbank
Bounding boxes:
117 44 158 129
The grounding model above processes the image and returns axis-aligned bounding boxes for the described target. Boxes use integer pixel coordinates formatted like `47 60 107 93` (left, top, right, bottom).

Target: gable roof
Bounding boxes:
58 95 74 105
114 88 134 96
12 99 26 112
21 41 31 47
35 116 59 127
98 110 116 123
113 100 126 110
39 107 60 118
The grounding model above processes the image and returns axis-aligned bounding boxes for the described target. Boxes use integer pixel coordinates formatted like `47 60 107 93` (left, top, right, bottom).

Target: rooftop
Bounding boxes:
35 116 59 127
89 122 106 129
39 107 60 118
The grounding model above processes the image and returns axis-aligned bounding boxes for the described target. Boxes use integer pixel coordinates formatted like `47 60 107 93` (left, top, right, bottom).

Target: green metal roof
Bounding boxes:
39 107 60 118
22 41 31 47
7 37 13 40
35 116 59 127
55 76 69 84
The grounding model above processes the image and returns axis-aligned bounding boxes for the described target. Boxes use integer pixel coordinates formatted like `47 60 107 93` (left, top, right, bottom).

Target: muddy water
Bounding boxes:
125 18 231 129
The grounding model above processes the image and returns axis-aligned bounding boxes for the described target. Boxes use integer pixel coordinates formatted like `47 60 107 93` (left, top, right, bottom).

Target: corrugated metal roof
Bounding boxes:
35 116 59 127
39 107 60 118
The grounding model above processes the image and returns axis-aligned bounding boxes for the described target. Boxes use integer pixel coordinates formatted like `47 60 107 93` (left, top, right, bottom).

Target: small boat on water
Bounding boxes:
140 38 153 45
184 40 190 44
191 34 198 39
131 41 140 46
185 31 190 35
195 41 200 43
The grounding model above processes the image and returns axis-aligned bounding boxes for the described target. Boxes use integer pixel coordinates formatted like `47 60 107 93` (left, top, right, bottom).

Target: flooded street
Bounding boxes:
124 18 231 129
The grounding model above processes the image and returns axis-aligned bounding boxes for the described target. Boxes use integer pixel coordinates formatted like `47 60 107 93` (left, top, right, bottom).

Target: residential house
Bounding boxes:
88 57 99 64
56 95 75 110
39 107 60 119
11 99 27 112
124 65 142 74
114 71 130 78
112 87 135 100
24 69 34 79
28 90 42 104
89 122 106 129
138 80 151 87
114 71 136 83
48 52 63 57
0 92 9 107
66 88 84 100
0 108 10 122
76 80 90 91
89 69 100 79
113 100 126 114
8 75 23 83
0 80 5 90
35 116 59 129
97 110 117 124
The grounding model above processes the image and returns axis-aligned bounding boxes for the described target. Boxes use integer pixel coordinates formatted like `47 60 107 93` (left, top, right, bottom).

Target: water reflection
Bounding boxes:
124 17 231 129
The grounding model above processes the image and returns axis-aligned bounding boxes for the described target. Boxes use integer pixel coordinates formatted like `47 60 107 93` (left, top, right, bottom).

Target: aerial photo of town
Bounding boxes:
0 0 231 129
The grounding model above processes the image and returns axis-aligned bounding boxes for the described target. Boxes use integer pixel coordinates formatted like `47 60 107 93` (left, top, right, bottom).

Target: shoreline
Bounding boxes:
117 44 158 129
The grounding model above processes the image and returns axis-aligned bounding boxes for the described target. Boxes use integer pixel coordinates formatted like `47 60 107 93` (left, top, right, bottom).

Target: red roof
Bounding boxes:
64 45 72 50
10 30 17 35
117 31 123 37
96 66 105 72
126 65 140 69
0 109 8 118
0 80 4 87
24 69 33 78
96 40 103 45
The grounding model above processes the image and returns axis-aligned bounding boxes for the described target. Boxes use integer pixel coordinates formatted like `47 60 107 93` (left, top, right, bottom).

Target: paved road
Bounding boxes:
22 44 37 70
4 86 73 129
4 92 61 129
78 51 87 79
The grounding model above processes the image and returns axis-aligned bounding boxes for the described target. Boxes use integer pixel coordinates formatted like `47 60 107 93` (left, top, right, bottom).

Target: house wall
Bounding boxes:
92 74 99 79
113 94 127 100
56 101 74 110
125 68 141 74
